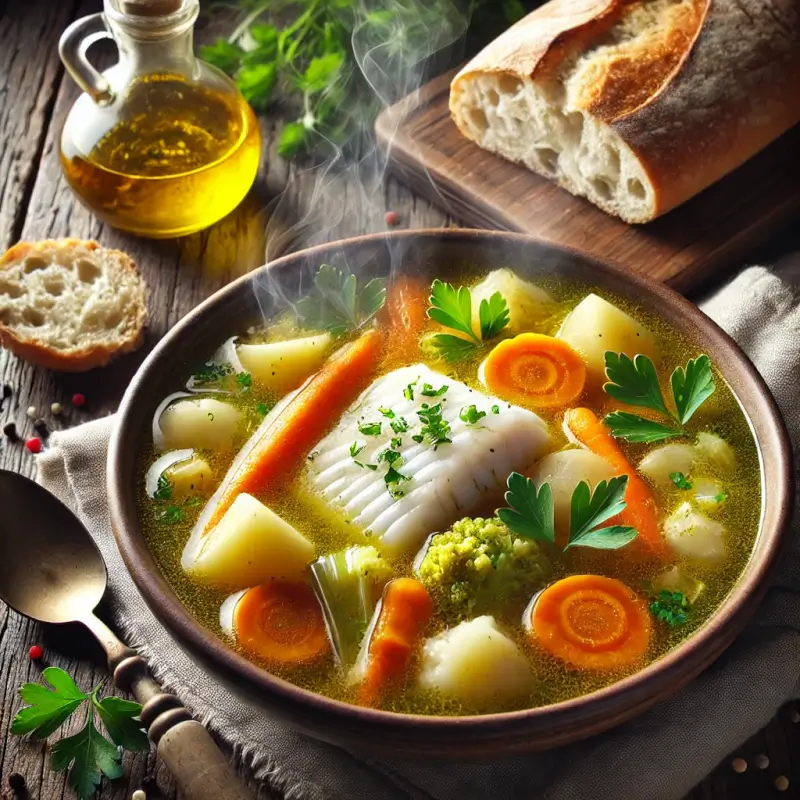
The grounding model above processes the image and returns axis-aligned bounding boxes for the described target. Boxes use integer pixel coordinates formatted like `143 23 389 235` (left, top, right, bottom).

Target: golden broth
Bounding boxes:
138 273 760 715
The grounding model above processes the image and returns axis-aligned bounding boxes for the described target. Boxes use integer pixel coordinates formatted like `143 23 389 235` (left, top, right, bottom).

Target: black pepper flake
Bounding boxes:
8 772 26 791
3 422 17 441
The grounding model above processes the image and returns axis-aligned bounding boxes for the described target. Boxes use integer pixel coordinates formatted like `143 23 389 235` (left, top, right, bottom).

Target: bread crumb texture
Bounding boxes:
451 0 800 222
0 239 148 372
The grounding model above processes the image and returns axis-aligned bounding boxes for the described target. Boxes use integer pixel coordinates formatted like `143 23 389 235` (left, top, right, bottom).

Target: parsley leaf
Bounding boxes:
431 334 480 361
153 473 173 502
497 472 555 545
670 472 693 490
404 381 417 401
379 406 396 418
51 711 124 800
92 695 149 753
417 403 452 447
358 422 382 436
491 404 500 414
671 355 715 424
390 416 409 433
649 590 690 627
603 412 683 443
156 505 187 525
459 405 487 425
715 491 728 503
427 280 480 343
350 440 366 458
295 264 387 336
604 353 672 417
236 371 253 389
565 476 638 551
190 362 233 386
256 402 270 416
11 668 86 739
478 291 511 341
391 437 403 449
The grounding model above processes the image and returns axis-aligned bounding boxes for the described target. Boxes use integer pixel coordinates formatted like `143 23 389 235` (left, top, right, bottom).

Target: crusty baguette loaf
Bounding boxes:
0 239 147 372
450 0 800 223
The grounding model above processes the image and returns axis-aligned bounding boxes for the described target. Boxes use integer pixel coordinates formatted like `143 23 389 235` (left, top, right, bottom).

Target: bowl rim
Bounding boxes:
108 228 794 741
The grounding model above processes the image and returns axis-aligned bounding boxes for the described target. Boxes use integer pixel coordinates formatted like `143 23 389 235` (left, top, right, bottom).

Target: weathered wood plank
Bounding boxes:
0 0 81 251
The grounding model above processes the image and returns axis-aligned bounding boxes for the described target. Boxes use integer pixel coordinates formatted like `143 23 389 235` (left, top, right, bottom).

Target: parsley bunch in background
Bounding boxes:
201 0 531 158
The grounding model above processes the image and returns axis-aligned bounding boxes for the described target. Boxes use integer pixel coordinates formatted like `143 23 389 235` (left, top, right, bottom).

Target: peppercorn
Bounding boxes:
29 645 43 660
25 438 42 454
8 772 25 791
51 402 62 416
33 418 48 434
132 790 147 800
26 406 37 420
72 393 86 408
384 210 400 226
3 422 17 441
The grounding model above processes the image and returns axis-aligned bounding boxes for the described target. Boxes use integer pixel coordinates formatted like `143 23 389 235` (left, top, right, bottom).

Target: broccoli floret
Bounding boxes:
416 517 551 616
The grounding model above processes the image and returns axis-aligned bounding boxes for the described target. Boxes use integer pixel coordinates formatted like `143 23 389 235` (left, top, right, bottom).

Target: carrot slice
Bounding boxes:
481 334 586 409
381 275 428 364
234 582 329 664
202 329 383 533
359 578 433 705
529 575 652 671
565 407 670 560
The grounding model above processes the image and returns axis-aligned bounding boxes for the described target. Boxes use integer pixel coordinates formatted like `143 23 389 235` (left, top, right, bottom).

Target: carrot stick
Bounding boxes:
529 574 651 671
380 275 428 365
482 333 586 409
203 329 383 532
234 582 328 664
359 578 433 705
565 407 670 560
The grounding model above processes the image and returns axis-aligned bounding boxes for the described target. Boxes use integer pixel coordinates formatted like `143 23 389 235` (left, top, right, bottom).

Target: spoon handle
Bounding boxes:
83 614 255 800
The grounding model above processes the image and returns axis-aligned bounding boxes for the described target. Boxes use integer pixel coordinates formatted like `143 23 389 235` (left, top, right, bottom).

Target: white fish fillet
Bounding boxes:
306 364 551 556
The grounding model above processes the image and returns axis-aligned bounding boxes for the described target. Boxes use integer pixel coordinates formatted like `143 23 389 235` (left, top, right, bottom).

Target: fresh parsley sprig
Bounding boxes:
296 264 387 337
427 280 510 360
12 668 148 800
497 473 638 552
603 353 716 443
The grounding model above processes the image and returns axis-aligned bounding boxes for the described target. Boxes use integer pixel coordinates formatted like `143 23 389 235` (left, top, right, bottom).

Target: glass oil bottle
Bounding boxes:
59 0 261 239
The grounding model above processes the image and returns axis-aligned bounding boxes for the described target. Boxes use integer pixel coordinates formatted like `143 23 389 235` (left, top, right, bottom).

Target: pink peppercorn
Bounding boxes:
25 438 42 454
29 645 43 660
72 393 86 408
384 210 400 226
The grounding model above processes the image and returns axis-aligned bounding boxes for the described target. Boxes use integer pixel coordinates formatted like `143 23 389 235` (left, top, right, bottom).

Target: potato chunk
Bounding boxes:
663 502 725 566
470 268 554 334
531 449 615 542
237 333 332 393
417 616 533 708
694 432 736 473
188 494 315 588
158 398 242 452
166 454 214 498
557 293 657 384
652 566 705 604
638 444 696 487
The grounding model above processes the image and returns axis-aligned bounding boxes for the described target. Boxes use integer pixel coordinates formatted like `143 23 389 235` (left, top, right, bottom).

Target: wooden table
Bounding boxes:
0 1 797 798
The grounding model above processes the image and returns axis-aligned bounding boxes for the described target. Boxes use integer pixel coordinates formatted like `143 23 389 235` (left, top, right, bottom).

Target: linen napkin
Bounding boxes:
37 263 800 800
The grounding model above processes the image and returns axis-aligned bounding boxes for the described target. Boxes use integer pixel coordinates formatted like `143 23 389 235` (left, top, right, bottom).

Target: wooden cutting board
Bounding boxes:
375 71 800 293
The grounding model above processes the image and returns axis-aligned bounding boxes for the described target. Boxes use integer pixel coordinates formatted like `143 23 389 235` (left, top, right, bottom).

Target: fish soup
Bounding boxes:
140 265 760 715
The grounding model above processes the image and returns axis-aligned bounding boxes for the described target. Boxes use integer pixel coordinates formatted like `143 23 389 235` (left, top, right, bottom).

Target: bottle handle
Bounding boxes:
59 13 116 106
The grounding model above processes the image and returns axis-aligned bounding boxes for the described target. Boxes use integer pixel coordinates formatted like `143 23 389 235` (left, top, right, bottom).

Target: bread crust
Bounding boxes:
451 0 800 219
0 239 148 372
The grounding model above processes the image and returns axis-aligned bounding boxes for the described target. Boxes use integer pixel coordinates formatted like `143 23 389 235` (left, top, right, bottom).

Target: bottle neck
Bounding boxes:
104 0 199 78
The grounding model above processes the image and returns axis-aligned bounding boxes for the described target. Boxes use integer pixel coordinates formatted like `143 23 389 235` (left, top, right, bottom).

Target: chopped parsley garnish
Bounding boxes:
603 353 716 443
411 434 424 444
420 382 448 397
190 362 233 385
379 407 395 418
427 279 510 360
350 440 366 458
417 402 452 447
404 381 417 401
669 472 693 490
295 264 387 336
156 505 187 525
491 404 500 414
236 371 253 389
390 416 409 434
459 404 486 425
391 437 403 449
498 473 638 552
649 590 690 627
384 465 411 498
715 491 728 503
358 422 382 436
355 461 378 471
377 448 402 465
153 473 173 501
256 402 270 416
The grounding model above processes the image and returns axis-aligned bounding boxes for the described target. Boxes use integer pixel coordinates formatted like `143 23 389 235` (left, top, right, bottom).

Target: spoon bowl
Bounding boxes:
0 470 107 625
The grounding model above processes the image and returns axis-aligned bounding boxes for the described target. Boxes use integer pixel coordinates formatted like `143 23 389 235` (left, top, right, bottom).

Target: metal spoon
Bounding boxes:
0 470 253 800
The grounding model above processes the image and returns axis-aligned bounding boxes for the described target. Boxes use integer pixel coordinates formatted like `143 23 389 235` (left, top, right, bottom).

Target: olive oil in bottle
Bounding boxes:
59 0 261 238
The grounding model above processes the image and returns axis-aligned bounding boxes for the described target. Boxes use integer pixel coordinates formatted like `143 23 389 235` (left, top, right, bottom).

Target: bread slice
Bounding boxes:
0 239 147 372
450 0 800 223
